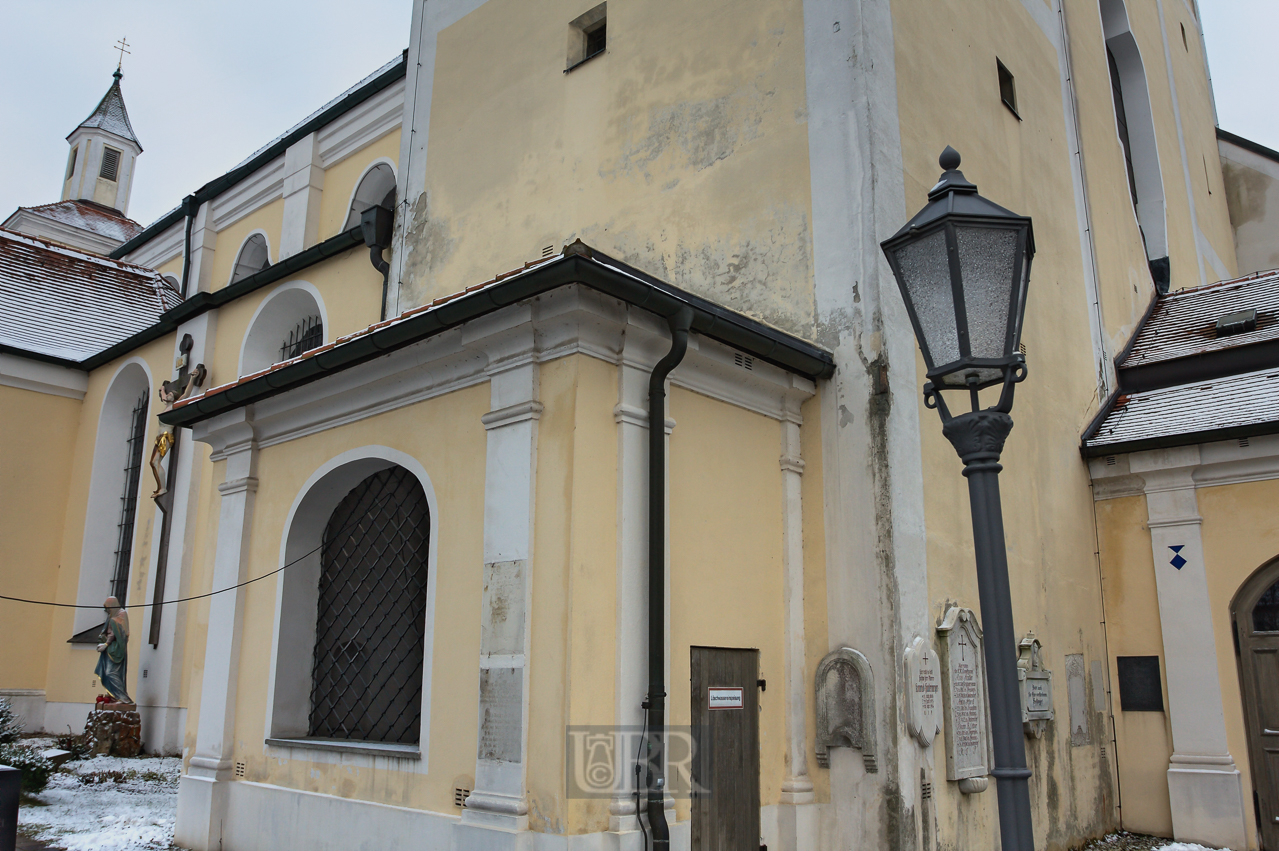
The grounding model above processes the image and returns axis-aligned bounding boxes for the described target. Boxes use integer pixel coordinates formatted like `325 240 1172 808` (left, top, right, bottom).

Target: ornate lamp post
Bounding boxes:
881 147 1036 851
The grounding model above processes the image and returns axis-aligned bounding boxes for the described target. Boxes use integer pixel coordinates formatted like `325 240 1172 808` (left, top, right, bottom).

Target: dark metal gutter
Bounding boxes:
3 226 365 374
1082 419 1279 458
109 51 407 261
160 245 836 427
1217 127 1279 165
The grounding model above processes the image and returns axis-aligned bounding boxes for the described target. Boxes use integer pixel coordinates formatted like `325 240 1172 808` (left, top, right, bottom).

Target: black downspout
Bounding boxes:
360 205 395 322
179 195 198 299
645 306 693 851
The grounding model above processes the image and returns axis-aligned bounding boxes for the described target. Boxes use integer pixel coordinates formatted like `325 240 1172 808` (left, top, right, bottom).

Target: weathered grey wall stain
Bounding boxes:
400 191 456 307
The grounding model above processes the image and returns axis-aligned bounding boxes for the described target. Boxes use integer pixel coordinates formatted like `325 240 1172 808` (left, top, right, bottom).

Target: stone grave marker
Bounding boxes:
936 606 992 793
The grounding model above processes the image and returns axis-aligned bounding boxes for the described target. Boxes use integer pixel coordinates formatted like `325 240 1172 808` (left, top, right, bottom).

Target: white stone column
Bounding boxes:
457 320 539 848
280 132 324 259
187 199 218 295
1133 449 1249 850
174 409 258 851
775 401 818 850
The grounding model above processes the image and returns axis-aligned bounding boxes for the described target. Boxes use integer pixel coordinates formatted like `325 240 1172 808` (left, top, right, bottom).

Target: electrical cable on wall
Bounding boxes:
0 495 397 610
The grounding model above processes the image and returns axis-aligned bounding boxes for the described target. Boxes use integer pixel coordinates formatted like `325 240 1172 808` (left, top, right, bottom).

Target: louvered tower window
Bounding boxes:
110 392 148 604
309 466 430 744
66 146 79 181
280 316 323 361
100 147 121 182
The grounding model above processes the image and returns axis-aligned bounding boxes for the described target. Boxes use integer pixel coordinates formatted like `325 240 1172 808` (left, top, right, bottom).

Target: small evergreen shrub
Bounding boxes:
0 698 21 745
0 744 53 794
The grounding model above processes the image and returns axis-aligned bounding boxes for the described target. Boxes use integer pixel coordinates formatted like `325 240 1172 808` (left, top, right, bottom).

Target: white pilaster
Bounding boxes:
1131 449 1249 850
457 319 539 850
280 132 324 259
175 408 258 851
188 200 218 295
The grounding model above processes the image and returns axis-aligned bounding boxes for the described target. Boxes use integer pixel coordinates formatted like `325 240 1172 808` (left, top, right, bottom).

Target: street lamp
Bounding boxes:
881 146 1036 851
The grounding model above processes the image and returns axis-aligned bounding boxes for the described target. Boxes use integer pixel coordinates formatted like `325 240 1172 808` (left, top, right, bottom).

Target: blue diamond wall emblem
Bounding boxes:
1169 545 1186 570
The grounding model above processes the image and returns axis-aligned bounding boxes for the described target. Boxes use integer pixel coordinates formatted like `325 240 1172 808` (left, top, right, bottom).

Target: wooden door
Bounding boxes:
691 646 760 851
1234 560 1279 850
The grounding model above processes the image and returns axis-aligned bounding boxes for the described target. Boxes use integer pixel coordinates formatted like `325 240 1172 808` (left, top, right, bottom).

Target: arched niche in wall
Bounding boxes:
238 281 327 377
73 359 152 635
342 161 397 233
266 446 438 756
230 231 272 284
1100 0 1168 274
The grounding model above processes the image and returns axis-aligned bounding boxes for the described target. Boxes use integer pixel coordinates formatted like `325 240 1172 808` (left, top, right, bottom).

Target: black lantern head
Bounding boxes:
881 147 1034 391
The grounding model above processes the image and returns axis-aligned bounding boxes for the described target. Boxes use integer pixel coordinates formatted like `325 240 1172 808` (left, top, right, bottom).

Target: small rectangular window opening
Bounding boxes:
66 146 78 181
997 60 1020 119
100 146 121 181
566 3 607 72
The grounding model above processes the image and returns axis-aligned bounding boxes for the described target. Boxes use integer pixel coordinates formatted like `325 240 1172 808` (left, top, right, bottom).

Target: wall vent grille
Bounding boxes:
234 762 246 778
542 245 554 258
1105 456 1117 466
1240 437 1251 448
454 787 471 808
734 353 754 371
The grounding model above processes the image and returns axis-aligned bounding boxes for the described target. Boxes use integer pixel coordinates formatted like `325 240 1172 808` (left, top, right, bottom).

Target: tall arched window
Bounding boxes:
1100 0 1168 282
230 233 271 284
342 163 396 232
308 465 429 744
110 391 149 604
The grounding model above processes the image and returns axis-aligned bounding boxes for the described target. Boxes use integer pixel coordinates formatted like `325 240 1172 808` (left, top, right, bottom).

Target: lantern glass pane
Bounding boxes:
895 229 959 369
956 226 1019 360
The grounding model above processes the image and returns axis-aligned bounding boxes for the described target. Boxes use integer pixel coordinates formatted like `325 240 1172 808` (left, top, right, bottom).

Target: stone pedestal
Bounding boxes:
85 706 142 757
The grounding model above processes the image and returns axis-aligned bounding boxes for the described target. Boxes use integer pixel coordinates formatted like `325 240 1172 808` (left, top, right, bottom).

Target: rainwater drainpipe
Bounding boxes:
645 305 693 851
360 205 394 321
179 194 198 299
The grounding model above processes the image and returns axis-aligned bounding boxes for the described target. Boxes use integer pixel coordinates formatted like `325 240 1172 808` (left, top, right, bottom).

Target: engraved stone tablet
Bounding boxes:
937 606 993 786
905 636 941 747
1017 632 1053 738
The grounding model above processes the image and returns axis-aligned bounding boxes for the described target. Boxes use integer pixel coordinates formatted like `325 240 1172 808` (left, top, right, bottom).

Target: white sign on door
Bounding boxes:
708 687 744 709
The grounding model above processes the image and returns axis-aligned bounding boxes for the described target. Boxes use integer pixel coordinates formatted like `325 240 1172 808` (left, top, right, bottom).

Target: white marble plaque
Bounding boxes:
905 637 941 747
937 606 993 783
1017 632 1054 738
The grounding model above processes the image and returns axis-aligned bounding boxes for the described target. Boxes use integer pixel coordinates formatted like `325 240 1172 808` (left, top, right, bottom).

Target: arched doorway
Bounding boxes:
1232 557 1279 849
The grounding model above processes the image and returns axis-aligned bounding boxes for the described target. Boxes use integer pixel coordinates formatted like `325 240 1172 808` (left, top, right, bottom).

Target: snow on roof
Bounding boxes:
1121 268 1279 368
12 200 143 244
72 70 141 149
0 228 179 362
1085 367 1279 451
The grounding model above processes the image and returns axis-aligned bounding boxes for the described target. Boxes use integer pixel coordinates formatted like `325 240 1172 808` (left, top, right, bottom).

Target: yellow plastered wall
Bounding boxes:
207 199 285 293
225 381 488 814
318 130 402 240
43 337 177 708
410 0 816 338
667 386 788 822
206 249 388 385
892 0 1123 844
526 355 619 835
0 386 82 691
1094 493 1173 837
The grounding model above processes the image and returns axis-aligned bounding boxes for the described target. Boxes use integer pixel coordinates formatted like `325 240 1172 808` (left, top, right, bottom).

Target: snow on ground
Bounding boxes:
18 737 180 851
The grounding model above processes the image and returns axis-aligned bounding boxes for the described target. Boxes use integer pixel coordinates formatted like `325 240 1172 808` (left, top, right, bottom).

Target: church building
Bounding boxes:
1 2 1277 851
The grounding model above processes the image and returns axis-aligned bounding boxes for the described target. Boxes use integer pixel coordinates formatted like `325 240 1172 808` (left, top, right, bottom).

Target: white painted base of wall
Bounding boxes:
138 705 185 756
169 778 711 851
0 690 46 733
43 701 93 736
763 802 819 851
1167 759 1250 850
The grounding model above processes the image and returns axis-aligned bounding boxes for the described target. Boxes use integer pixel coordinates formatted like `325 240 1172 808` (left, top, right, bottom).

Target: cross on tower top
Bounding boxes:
114 36 131 73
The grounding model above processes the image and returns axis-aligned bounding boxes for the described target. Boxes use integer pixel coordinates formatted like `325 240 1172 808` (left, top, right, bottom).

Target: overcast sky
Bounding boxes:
0 2 1274 230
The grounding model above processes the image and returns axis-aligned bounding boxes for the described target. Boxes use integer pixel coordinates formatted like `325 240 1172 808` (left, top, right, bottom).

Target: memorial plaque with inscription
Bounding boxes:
905 637 941 747
936 606 993 782
1017 632 1053 738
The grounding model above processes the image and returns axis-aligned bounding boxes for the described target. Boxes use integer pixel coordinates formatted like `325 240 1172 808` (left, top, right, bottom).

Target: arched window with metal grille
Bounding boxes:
308 465 429 744
109 391 149 605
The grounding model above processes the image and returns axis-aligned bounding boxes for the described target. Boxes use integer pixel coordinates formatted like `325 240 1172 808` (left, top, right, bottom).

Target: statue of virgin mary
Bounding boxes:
95 596 133 705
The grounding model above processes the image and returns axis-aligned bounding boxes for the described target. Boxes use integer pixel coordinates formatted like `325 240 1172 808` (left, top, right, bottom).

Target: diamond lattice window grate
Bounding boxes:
309 466 430 745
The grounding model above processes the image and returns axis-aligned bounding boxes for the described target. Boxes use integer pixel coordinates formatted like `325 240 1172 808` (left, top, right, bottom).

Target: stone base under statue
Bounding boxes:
85 707 142 757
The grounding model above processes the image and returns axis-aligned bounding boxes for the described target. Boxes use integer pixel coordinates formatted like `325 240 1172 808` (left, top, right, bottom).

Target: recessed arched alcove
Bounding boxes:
342 161 397 233
230 232 272 284
238 281 327 377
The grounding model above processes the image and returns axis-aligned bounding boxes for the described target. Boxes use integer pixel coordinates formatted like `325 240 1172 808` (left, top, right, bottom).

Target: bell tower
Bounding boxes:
62 67 142 216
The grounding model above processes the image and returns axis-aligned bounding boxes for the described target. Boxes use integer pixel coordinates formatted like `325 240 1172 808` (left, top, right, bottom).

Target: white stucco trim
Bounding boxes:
0 353 88 399
317 80 405 169
210 159 286 232
122 220 184 271
236 280 327 378
262 445 440 776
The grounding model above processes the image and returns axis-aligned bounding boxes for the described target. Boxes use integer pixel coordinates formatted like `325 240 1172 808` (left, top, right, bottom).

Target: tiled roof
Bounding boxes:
11 200 143 244
1085 368 1279 452
72 71 140 148
1121 269 1279 368
0 228 179 362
